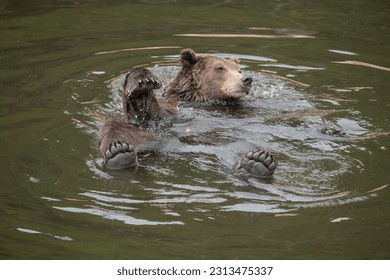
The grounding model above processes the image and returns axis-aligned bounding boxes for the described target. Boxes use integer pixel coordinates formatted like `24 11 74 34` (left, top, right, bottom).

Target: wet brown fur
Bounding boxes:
99 120 154 155
98 67 178 163
163 49 251 101
122 67 178 126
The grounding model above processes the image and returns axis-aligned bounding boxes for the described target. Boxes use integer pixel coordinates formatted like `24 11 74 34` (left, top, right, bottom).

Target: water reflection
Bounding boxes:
174 33 315 39
16 227 73 241
53 206 184 225
328 49 358 56
260 63 325 70
332 60 390 72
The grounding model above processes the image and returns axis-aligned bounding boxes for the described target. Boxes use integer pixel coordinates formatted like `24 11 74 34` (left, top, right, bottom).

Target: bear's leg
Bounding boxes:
103 141 137 169
123 67 163 125
235 150 276 178
99 120 154 170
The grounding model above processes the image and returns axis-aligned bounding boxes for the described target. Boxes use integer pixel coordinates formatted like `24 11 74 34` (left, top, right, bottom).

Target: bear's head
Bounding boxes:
163 49 252 101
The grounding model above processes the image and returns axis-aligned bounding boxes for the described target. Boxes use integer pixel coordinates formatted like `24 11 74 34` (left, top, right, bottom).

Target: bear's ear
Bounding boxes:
179 49 198 66
230 57 240 65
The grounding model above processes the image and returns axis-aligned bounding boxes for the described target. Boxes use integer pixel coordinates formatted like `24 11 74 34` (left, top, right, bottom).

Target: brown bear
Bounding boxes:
99 50 276 178
163 48 253 101
98 67 177 169
161 49 275 178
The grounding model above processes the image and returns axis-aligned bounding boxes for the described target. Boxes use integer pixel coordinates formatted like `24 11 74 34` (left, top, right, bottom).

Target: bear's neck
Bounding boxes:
164 70 208 101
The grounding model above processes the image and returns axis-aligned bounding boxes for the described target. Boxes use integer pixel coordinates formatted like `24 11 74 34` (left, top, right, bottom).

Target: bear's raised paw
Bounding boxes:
124 67 162 100
103 141 137 169
236 150 276 178
136 76 161 92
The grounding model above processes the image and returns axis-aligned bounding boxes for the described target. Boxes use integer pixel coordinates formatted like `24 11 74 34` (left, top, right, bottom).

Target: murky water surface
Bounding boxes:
0 0 389 259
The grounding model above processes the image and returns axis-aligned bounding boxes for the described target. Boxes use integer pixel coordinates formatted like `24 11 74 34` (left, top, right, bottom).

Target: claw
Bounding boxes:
259 153 266 162
105 149 113 159
122 142 129 151
264 155 273 165
116 142 123 152
253 151 260 160
110 145 117 154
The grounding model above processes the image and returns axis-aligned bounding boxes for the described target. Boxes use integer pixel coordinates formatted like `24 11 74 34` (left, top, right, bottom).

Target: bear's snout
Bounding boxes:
241 76 253 87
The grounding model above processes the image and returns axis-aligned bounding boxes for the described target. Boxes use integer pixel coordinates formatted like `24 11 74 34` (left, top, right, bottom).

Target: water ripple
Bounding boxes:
53 206 184 226
69 63 376 222
16 227 73 241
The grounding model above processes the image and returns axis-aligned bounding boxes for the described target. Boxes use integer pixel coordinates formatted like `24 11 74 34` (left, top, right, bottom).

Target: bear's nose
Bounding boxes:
242 76 253 87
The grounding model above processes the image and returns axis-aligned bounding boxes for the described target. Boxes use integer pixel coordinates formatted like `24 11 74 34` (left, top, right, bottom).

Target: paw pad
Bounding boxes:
103 141 137 169
237 149 276 178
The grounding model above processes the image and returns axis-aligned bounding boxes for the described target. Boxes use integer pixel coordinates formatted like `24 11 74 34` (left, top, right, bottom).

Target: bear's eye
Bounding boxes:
216 66 225 72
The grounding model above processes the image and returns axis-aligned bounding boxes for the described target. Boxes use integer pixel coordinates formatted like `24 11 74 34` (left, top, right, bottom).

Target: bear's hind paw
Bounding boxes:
103 141 137 169
236 150 276 178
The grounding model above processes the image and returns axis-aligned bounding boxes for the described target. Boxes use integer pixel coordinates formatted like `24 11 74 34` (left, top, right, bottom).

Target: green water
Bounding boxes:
0 0 389 259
